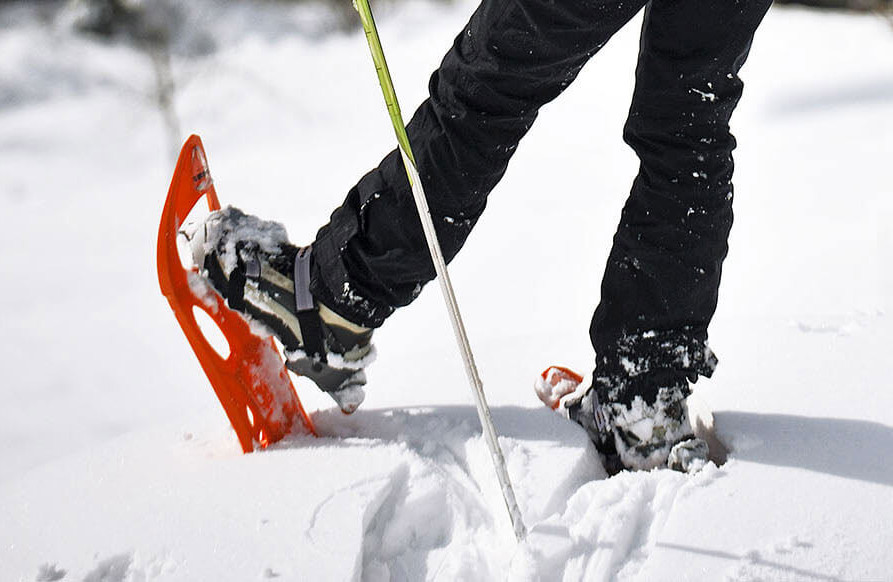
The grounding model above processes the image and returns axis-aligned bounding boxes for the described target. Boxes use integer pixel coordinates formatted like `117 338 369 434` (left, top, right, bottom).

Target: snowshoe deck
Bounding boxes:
157 135 315 453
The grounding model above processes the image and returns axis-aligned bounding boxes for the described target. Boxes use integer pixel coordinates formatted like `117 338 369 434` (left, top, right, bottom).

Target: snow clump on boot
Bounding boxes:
607 384 695 471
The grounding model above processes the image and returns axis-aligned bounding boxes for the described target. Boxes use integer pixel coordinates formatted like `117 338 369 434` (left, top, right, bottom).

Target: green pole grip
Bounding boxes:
353 0 417 170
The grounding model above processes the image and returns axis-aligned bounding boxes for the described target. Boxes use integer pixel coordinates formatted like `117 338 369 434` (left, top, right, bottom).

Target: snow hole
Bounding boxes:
192 306 231 360
175 202 213 271
176 231 194 271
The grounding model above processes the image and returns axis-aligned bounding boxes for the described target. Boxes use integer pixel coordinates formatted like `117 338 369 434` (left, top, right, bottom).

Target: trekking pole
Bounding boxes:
353 0 527 541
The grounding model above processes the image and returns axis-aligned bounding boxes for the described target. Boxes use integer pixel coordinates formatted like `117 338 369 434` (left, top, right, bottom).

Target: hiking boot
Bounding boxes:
184 206 375 413
548 368 708 474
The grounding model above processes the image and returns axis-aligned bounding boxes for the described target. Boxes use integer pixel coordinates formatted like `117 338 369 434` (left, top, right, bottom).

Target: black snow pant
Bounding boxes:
310 0 772 405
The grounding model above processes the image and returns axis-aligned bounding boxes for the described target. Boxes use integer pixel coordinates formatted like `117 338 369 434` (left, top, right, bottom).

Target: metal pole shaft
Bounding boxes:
354 0 526 541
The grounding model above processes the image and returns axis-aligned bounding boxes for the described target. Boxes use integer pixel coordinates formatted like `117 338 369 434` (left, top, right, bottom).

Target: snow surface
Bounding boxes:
2 1 892 580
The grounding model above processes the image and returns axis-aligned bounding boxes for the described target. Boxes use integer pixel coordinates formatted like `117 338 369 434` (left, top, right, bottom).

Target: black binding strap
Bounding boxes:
227 264 247 312
294 246 326 362
227 242 261 312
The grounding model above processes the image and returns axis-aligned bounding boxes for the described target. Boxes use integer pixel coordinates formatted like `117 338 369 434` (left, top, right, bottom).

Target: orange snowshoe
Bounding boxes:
157 135 316 453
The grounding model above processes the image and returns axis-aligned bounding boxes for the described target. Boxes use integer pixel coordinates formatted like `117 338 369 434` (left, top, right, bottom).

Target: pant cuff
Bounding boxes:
593 329 718 405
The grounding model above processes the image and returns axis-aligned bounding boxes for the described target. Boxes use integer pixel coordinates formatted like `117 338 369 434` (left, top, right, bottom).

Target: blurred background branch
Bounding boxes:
67 0 186 159
1 0 887 162
774 0 888 8
774 0 893 27
34 0 453 159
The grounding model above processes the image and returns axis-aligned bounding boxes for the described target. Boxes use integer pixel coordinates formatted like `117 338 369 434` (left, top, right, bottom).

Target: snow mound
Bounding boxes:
0 405 602 581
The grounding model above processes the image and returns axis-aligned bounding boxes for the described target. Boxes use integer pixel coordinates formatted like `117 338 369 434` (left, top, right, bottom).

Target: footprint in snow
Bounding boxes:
82 553 133 582
35 563 67 582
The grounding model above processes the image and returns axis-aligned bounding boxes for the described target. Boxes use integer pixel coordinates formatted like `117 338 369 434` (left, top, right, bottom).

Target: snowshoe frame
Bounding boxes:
157 135 316 453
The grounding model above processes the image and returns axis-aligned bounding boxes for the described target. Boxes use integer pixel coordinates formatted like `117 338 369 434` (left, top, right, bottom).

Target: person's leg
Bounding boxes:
192 0 650 411
564 0 773 471
590 0 772 408
310 0 648 328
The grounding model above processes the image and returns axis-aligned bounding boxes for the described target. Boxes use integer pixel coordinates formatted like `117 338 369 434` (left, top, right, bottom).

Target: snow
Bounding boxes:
2 1 892 580
534 367 584 410
194 206 292 276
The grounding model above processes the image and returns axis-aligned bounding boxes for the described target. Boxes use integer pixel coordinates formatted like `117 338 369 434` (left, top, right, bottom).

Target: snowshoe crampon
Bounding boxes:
157 135 316 452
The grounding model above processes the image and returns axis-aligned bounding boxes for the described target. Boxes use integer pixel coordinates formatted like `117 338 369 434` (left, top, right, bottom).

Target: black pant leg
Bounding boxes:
312 0 647 327
590 0 772 404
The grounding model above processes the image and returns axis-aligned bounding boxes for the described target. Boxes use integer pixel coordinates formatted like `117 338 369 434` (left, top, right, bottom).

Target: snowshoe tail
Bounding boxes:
535 366 585 410
157 135 316 452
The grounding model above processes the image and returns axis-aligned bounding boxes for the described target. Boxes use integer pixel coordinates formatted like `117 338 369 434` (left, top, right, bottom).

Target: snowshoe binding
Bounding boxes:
184 206 376 415
536 366 725 474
